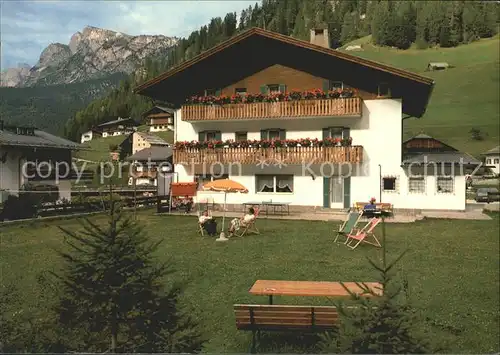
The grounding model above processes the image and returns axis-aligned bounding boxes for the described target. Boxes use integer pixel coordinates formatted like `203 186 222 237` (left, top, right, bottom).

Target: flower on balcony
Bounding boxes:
173 137 353 150
184 87 358 106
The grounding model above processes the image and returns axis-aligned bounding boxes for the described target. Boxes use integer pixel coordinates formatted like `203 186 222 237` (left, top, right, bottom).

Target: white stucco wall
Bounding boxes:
173 100 468 211
485 154 500 175
0 147 22 197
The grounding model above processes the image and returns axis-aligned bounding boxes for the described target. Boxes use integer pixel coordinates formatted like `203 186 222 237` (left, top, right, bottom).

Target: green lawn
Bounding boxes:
1 213 498 353
342 36 500 157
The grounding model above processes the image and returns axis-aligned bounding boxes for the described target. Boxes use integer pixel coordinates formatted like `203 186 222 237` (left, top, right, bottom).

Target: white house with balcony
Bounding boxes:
134 27 477 212
482 146 500 176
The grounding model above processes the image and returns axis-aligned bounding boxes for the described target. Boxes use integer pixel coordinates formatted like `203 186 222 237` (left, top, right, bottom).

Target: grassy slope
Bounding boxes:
1 214 498 353
340 36 500 157
75 128 173 162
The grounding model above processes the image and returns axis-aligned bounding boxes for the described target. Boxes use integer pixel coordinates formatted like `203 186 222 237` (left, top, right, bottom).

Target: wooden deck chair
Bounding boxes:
334 210 363 243
345 218 382 249
234 207 260 237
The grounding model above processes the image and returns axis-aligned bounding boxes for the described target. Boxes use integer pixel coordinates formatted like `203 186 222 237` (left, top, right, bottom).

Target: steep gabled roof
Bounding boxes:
141 105 175 117
125 146 173 162
97 117 137 128
482 145 500 155
0 129 81 150
134 27 435 118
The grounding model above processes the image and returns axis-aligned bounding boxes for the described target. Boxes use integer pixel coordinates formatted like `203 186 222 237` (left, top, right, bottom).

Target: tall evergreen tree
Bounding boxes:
371 1 390 46
340 11 360 44
50 199 204 352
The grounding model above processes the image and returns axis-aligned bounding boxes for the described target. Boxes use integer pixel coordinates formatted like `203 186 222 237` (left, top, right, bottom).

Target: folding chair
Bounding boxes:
234 207 260 237
345 218 382 249
334 210 363 243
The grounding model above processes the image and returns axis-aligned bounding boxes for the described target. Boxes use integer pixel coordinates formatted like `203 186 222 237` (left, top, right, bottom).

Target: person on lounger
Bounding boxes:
228 207 255 236
199 210 217 236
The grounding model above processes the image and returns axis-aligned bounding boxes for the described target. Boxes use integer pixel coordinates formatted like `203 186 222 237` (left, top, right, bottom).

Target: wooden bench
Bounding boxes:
234 304 338 353
354 202 393 216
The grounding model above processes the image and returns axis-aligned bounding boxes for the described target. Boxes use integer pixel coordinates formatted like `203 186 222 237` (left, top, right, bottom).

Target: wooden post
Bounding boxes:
133 176 137 220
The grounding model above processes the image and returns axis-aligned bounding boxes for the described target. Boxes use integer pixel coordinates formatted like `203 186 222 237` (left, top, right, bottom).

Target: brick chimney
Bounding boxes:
310 26 330 48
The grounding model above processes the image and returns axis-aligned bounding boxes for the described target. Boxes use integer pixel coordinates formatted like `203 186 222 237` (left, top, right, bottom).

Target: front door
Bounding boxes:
330 176 344 208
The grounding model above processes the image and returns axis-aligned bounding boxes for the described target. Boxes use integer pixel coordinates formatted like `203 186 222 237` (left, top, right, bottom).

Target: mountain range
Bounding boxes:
0 26 178 87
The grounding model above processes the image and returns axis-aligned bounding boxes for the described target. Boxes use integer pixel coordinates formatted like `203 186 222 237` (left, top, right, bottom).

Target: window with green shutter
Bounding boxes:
260 85 269 95
322 127 350 139
199 130 222 141
278 84 286 93
205 88 221 96
260 129 286 140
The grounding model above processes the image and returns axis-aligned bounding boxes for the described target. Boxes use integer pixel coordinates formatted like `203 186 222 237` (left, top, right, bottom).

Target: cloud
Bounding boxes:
0 0 258 69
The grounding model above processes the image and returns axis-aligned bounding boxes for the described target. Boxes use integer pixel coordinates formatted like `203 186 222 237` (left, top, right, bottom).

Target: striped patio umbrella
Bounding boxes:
202 179 248 241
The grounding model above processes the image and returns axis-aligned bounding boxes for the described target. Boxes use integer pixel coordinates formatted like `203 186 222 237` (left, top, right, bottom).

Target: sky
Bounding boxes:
0 0 258 70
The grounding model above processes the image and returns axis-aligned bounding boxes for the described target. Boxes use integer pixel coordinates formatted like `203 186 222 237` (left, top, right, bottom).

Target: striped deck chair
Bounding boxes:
234 207 260 237
334 210 363 243
345 218 382 249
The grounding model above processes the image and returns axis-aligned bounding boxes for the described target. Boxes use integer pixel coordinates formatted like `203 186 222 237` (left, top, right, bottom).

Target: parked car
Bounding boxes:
475 187 500 203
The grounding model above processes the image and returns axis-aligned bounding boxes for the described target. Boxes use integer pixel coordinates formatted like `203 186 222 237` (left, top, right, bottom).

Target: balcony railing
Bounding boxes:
181 97 362 121
174 146 363 165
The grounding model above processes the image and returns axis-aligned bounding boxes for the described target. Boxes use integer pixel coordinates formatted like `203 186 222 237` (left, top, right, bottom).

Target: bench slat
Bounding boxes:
234 304 338 312
235 310 338 317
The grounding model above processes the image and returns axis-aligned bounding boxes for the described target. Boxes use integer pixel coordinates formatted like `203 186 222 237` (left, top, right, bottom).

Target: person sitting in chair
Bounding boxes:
364 197 377 210
228 207 256 236
199 210 217 236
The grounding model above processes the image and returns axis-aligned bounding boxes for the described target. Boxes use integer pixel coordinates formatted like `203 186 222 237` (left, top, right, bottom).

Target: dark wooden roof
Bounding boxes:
0 128 81 150
141 105 175 117
134 27 435 118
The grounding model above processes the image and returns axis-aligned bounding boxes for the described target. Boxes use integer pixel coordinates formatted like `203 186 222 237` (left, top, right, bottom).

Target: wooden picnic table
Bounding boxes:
249 280 383 304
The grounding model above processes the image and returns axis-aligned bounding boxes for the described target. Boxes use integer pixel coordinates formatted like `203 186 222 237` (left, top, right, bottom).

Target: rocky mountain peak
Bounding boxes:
1 25 178 87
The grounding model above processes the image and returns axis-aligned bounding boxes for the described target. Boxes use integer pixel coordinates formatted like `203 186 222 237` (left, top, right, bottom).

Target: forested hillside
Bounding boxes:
0 73 126 135
66 0 499 142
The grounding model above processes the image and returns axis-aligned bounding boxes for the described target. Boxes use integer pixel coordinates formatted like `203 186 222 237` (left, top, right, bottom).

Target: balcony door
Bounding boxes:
330 176 343 208
323 176 351 209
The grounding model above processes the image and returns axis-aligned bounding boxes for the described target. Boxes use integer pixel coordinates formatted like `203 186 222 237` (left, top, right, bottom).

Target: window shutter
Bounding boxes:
279 129 286 140
260 129 267 140
343 177 351 209
198 131 205 142
323 177 331 208
322 80 330 92
322 128 330 139
342 128 350 139
215 89 221 96
215 131 222 141
278 84 286 93
260 85 269 94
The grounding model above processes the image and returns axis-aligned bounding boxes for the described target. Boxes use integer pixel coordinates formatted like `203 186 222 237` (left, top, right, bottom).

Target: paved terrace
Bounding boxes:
183 202 497 222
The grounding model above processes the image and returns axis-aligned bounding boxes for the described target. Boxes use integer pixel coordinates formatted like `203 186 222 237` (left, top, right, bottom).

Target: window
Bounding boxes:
267 84 280 93
330 81 344 90
235 88 247 95
382 177 398 192
199 130 221 142
261 129 284 140
256 175 293 193
495 159 499 164
326 127 344 139
235 131 247 142
378 82 391 97
205 88 217 96
409 176 425 193
437 176 454 194
487 159 492 164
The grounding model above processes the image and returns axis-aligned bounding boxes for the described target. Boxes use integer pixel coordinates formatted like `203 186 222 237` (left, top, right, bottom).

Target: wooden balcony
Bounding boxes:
181 97 362 121
174 146 363 165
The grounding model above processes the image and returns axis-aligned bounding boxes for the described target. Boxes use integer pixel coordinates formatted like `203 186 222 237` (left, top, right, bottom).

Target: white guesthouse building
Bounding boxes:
135 27 477 212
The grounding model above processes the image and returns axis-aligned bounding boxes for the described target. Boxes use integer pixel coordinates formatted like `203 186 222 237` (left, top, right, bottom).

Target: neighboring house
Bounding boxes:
80 129 102 143
97 117 138 138
482 146 500 175
0 121 81 202
134 27 475 212
143 106 175 132
125 146 173 186
131 131 170 154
